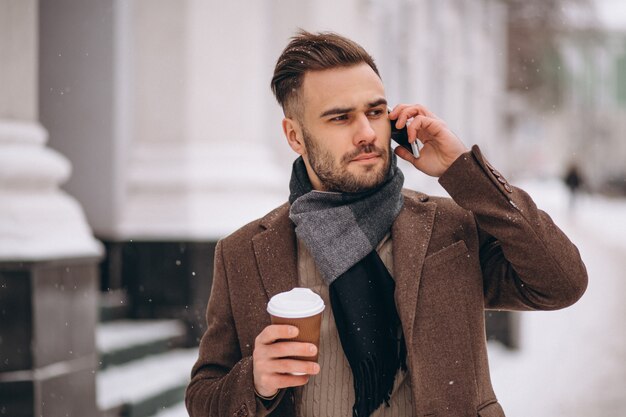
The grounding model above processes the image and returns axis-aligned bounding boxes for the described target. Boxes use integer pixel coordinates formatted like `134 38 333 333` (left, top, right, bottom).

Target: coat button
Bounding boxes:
504 184 513 193
496 176 507 184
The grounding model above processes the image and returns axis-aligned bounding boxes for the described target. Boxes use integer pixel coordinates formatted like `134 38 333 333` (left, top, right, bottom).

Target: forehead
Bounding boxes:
301 64 386 116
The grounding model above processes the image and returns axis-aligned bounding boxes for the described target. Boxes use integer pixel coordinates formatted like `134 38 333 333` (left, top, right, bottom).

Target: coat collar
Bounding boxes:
251 191 436 345
252 203 299 301
392 191 436 346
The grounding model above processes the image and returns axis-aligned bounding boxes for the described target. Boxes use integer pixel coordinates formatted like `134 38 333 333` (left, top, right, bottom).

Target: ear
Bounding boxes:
282 118 306 155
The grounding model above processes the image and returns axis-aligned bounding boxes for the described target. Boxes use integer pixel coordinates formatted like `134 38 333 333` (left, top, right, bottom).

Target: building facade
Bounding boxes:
1 1 510 415
505 3 626 191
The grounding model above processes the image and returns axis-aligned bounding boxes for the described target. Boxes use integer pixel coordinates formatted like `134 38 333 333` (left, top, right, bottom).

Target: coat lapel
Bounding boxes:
392 192 436 347
252 204 299 301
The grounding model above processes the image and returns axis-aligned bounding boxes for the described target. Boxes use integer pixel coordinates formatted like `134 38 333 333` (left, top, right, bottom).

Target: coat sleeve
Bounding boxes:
439 145 588 311
185 240 284 417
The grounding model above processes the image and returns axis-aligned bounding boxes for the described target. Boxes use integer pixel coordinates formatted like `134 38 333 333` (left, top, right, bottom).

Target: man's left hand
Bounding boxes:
389 104 468 177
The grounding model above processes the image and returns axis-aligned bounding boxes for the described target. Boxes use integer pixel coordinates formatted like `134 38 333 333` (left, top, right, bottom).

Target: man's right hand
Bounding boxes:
252 325 320 398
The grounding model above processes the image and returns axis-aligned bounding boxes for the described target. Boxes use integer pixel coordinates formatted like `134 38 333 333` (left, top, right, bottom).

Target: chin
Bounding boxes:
353 170 387 189
355 160 385 175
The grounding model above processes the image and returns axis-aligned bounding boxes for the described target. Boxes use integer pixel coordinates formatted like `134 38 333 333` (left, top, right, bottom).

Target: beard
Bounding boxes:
302 127 391 193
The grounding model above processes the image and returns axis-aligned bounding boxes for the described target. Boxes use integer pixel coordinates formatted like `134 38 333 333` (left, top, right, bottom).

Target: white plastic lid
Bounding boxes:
267 287 325 318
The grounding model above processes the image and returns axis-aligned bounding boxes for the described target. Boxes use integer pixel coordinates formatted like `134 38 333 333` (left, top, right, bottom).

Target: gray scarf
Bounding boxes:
288 155 404 284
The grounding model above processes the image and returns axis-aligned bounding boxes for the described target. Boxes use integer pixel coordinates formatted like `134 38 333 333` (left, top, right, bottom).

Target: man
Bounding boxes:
186 31 587 417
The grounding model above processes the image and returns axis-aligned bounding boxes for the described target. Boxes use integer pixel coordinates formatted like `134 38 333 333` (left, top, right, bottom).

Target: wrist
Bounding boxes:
254 387 280 401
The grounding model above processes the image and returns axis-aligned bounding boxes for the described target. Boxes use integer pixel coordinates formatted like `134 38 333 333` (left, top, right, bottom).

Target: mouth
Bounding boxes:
351 153 381 163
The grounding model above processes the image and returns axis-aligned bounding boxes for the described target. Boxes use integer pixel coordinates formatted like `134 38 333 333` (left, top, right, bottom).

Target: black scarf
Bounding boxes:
289 155 407 417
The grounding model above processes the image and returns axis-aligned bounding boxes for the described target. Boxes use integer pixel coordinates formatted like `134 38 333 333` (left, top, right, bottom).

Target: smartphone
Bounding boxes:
390 119 420 158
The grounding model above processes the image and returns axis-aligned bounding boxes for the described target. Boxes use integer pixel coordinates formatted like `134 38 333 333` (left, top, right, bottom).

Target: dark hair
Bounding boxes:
271 30 380 118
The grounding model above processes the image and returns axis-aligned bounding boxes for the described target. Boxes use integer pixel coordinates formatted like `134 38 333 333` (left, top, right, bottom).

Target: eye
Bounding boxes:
330 114 349 122
367 108 385 118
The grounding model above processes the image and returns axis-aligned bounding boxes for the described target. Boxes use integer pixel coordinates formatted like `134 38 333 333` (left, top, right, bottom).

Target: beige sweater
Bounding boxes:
297 235 415 417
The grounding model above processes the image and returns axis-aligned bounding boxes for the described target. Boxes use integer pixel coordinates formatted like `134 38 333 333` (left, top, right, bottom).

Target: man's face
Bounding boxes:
292 64 392 193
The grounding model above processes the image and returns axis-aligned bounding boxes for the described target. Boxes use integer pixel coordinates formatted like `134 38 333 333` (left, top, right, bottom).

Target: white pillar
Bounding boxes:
119 0 286 240
0 0 102 260
1 2 101 415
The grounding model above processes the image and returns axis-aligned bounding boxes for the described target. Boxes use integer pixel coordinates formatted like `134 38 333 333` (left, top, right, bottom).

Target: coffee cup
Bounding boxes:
267 287 325 365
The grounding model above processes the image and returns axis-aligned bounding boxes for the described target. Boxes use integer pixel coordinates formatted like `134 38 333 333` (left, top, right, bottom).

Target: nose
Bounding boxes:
353 114 376 146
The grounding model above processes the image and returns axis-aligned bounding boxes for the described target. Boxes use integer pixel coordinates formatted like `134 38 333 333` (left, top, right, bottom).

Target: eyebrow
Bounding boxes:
319 98 388 118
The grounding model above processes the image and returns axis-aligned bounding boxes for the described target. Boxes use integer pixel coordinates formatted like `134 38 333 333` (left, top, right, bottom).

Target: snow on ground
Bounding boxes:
488 179 626 416
96 319 186 353
97 349 197 410
151 402 188 417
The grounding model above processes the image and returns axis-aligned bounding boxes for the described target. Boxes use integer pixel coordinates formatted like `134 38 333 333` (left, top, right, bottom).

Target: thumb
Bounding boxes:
394 145 416 163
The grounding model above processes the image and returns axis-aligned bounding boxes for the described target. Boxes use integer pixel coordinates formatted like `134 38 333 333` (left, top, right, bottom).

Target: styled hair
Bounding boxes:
270 30 381 118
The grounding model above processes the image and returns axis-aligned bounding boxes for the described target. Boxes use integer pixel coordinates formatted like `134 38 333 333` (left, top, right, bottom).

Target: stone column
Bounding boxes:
0 1 103 416
36 0 291 344
116 0 290 342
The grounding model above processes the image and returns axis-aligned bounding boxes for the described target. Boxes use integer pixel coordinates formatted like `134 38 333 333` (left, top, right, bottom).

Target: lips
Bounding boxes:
351 153 381 162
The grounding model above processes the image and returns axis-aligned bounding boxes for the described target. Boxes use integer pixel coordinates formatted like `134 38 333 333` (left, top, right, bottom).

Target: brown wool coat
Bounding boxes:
186 146 588 417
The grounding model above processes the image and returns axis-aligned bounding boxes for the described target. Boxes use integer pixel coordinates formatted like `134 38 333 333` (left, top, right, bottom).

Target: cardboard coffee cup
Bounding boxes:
267 288 325 364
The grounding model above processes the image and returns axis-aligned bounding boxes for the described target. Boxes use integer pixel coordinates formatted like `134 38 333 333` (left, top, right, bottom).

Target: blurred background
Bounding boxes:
1 0 625 416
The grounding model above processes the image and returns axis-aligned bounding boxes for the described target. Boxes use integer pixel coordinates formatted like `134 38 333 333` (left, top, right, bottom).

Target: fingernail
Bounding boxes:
289 326 298 336
309 345 317 354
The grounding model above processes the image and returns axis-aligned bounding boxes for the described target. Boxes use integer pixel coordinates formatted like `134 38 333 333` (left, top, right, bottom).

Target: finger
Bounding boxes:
410 104 438 119
388 104 410 122
395 106 416 129
407 115 446 143
255 325 299 346
253 369 310 396
268 373 311 389
273 359 321 376
265 341 318 359
391 104 438 128
396 106 429 129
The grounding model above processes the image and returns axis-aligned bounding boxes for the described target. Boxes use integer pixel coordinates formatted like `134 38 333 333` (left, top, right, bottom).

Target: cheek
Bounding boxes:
318 133 350 158
376 121 391 143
